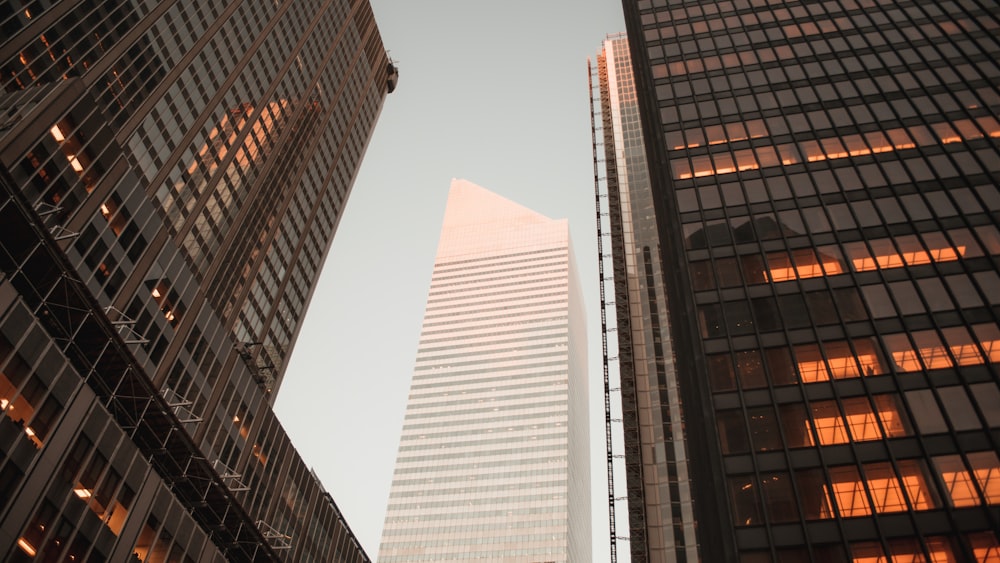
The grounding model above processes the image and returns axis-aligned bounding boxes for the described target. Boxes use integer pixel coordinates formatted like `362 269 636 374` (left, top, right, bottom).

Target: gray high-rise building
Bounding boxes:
378 179 591 563
0 0 395 561
611 0 1000 560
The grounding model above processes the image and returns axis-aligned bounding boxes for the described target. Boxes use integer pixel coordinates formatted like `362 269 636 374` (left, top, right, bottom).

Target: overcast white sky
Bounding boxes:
274 1 627 558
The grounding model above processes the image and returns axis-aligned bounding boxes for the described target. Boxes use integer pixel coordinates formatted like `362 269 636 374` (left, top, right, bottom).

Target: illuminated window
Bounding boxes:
829 465 871 516
864 462 911 513
968 532 1000 562
934 455 980 507
811 400 850 445
794 339 885 383
973 324 1000 363
913 331 953 370
969 451 1000 504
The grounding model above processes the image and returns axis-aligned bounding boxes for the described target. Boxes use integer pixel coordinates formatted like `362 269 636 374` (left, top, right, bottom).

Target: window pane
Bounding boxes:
761 473 799 523
968 451 1000 504
829 465 872 516
938 386 980 430
718 410 749 453
748 406 783 451
969 383 1000 426
933 455 980 507
905 389 948 434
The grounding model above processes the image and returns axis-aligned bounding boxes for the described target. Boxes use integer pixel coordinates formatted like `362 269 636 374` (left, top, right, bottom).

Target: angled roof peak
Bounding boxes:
443 178 553 229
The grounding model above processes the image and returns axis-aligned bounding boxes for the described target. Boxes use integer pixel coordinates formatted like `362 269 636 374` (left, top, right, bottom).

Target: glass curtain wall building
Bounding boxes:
0 0 395 561
618 0 1000 560
378 179 590 563
591 34 698 563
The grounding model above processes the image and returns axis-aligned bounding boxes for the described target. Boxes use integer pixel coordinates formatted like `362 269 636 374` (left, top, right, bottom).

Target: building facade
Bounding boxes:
378 179 590 562
0 0 396 561
591 34 698 563
617 0 1000 560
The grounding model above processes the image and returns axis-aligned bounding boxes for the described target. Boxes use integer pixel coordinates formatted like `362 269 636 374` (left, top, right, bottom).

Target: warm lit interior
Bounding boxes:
673 117 999 180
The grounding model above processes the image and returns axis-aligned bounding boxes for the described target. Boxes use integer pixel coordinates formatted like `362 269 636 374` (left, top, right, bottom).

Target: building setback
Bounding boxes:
0 0 395 561
378 179 590 562
616 0 1000 560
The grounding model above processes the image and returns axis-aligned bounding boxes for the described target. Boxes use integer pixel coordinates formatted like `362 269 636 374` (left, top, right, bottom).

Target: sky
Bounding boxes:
273 1 627 559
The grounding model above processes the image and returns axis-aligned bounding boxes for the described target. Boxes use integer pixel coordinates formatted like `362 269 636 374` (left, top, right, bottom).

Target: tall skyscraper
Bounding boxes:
591 34 698 563
0 1 395 561
613 0 1000 560
378 179 590 562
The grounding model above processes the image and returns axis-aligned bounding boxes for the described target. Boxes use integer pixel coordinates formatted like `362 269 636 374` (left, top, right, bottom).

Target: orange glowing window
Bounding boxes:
802 140 826 162
829 466 871 516
969 451 1000 504
976 115 1000 138
931 122 962 144
934 455 980 507
843 134 871 157
890 349 922 372
972 324 1000 363
776 143 801 165
844 399 882 441
864 131 893 154
734 148 758 172
887 128 917 150
969 532 1000 562
827 354 860 379
821 137 849 159
713 152 736 176
953 119 984 141
811 401 848 445
797 360 829 383
866 473 909 512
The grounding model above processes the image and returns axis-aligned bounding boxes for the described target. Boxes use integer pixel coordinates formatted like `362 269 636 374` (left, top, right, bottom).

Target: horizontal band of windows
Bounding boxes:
402 411 566 432
670 116 999 180
380 545 567 562
402 407 568 428
397 431 567 452
386 491 567 512
420 308 568 330
432 247 566 271
426 284 566 312
414 356 569 376
417 330 568 355
420 315 569 337
379 531 568 549
424 291 569 321
430 257 567 285
690 227 1000 289
410 369 568 392
394 447 569 466
415 340 568 365
380 517 566 535
407 378 568 403
403 389 569 413
388 466 567 488
383 504 566 525
428 271 567 298
422 296 568 322
389 477 566 499
412 356 569 376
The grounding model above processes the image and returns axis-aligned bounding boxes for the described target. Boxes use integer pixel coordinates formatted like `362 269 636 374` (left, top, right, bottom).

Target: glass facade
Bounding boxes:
591 35 698 563
0 0 395 560
619 0 1000 560
378 180 591 562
